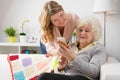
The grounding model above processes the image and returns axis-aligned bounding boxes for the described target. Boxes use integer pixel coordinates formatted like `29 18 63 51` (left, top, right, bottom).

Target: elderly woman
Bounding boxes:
37 16 106 80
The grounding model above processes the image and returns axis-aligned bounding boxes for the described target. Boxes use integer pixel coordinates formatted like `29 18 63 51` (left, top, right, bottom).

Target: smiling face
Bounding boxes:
50 10 66 27
77 25 94 48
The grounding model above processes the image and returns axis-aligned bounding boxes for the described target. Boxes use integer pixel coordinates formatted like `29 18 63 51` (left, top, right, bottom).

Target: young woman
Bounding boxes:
39 0 79 56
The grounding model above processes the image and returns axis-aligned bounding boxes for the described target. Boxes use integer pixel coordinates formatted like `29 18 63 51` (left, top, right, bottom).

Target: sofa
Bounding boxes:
0 54 119 80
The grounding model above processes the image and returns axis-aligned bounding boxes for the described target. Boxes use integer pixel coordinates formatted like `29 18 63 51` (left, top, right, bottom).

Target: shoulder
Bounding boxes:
66 12 79 19
66 12 79 27
90 43 106 55
94 43 105 50
80 42 106 55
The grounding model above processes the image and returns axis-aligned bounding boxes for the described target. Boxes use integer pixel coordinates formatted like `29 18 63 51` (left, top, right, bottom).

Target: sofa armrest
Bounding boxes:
100 57 120 80
0 55 12 80
100 63 120 80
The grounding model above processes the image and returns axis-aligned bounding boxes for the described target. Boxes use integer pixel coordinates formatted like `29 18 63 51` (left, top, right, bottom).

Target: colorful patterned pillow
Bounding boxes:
7 54 54 80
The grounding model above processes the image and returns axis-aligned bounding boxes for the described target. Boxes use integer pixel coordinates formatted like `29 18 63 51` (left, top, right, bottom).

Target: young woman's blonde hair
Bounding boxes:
76 16 102 41
39 0 64 42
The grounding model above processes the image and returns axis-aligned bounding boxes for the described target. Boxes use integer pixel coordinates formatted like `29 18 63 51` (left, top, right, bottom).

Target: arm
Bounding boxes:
69 44 106 78
43 40 58 56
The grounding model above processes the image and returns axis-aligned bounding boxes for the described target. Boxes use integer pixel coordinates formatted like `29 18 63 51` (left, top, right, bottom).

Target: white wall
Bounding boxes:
105 0 120 61
0 0 43 42
0 0 120 61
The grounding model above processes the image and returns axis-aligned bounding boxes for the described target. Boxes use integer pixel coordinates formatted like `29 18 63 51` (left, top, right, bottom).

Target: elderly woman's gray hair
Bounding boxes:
77 16 102 41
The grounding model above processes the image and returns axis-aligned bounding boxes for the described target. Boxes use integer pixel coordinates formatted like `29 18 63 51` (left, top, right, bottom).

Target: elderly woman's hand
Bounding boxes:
58 41 76 63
